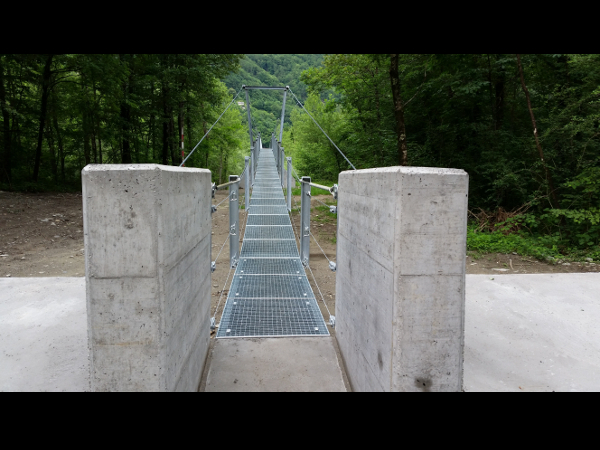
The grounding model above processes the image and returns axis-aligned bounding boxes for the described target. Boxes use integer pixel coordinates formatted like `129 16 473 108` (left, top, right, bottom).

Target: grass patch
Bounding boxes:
467 224 600 262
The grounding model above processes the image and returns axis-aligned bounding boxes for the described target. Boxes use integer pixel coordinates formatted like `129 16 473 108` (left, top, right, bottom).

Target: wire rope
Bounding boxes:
288 87 357 171
180 86 244 167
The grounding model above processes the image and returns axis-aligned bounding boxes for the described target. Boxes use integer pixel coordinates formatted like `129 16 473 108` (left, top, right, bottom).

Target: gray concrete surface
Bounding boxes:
463 273 600 392
82 164 212 391
2 273 599 391
203 337 347 392
0 278 89 391
335 167 469 391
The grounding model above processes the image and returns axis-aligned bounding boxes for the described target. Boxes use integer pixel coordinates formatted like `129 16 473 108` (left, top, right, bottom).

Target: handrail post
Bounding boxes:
244 156 250 211
280 146 285 187
275 140 280 176
229 175 239 268
287 157 292 212
300 176 311 266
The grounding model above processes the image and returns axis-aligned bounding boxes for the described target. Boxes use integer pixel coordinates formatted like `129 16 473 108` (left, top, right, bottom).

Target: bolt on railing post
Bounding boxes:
300 176 311 266
244 156 250 211
287 157 292 212
229 175 239 268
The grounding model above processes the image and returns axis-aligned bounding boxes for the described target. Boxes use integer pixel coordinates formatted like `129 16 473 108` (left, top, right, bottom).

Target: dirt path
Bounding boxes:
2 189 598 317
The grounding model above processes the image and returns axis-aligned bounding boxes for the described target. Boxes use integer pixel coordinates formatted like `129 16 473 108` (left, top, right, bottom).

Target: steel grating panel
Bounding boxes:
229 274 315 299
244 226 296 240
248 205 289 215
216 147 329 339
240 239 299 257
250 199 287 206
237 258 304 275
247 215 291 226
216 298 329 338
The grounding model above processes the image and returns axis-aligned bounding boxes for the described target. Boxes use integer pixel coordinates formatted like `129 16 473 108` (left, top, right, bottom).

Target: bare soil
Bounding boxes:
2 189 598 322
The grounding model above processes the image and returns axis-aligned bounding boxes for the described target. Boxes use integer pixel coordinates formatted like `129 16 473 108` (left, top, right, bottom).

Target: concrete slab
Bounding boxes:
0 278 89 392
2 273 599 391
203 337 347 392
464 273 600 392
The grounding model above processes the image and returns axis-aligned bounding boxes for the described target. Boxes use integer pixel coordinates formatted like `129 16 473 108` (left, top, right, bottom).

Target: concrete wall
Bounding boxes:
335 167 468 392
82 164 212 391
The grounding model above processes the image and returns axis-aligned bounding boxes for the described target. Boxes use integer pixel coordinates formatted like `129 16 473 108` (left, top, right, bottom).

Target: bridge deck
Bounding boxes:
216 148 329 338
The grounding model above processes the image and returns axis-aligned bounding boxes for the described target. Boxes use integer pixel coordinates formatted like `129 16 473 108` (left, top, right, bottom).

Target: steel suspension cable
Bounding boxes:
287 87 357 171
180 86 244 167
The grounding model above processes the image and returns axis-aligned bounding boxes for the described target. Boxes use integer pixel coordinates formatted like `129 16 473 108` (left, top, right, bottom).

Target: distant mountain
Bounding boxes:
224 54 324 138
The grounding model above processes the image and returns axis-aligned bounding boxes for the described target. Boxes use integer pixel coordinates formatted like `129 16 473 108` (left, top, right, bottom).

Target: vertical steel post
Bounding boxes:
274 140 279 176
279 87 288 143
254 139 259 178
244 156 250 211
244 87 253 148
300 176 311 266
287 157 292 212
229 175 239 268
280 147 285 187
250 142 254 186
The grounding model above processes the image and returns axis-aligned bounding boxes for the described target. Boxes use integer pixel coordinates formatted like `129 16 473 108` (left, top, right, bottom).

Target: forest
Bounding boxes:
283 54 600 261
1 54 599 260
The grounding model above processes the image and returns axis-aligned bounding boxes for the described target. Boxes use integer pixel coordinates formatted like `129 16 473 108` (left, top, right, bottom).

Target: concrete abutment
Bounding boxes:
335 166 468 392
82 164 212 391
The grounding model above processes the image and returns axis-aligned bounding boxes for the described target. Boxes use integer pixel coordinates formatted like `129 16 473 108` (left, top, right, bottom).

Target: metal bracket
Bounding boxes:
211 183 216 199
329 206 337 214
303 226 309 237
231 190 237 202
230 224 237 236
330 184 338 200
329 261 337 272
231 257 238 268
302 257 308 267
211 205 217 214
329 316 336 327
210 317 216 330
211 261 216 273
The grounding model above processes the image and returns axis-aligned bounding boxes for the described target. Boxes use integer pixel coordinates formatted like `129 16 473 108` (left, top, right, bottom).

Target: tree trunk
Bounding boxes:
82 110 91 165
516 54 559 208
178 100 184 166
161 82 169 165
46 125 58 183
169 114 177 165
389 54 408 166
33 54 54 182
0 56 12 185
52 111 65 181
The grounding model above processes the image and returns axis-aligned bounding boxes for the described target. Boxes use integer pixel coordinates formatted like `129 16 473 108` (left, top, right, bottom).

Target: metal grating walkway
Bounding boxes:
217 148 329 338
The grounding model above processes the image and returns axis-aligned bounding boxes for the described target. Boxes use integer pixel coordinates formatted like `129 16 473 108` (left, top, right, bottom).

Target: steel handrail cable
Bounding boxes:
213 191 232 209
290 185 334 323
306 262 334 322
180 86 245 167
310 230 335 264
211 264 234 325
213 232 229 265
287 87 357 171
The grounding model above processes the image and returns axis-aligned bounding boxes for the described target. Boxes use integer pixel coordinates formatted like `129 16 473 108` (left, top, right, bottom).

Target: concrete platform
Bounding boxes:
0 278 89 392
463 273 600 392
202 337 347 392
2 273 600 391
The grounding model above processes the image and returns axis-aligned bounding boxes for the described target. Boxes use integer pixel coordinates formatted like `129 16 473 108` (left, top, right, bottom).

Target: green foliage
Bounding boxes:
0 54 244 190
223 55 325 137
